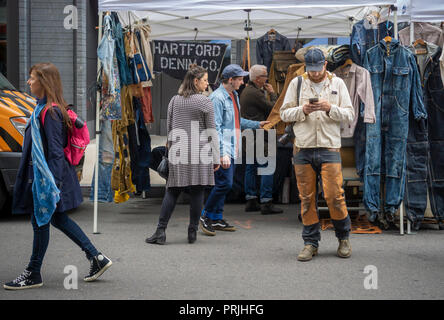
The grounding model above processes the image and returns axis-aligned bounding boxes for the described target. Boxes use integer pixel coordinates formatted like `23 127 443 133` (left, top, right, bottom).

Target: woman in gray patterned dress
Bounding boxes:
145 66 220 245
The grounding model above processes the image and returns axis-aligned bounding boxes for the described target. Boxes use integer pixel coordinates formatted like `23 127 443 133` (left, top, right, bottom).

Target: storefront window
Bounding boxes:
0 0 6 77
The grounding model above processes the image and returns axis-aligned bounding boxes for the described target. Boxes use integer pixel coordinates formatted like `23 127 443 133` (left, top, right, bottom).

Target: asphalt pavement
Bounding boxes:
0 197 443 300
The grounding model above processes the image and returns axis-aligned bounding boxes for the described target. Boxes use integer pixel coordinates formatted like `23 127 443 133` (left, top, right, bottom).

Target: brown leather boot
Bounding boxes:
297 244 318 261
337 239 352 258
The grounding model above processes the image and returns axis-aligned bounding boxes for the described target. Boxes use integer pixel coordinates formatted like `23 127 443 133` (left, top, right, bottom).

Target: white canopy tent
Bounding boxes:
93 0 443 234
99 0 397 39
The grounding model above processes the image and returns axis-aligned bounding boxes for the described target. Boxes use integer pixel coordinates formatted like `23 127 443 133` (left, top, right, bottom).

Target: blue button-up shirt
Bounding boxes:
210 84 260 159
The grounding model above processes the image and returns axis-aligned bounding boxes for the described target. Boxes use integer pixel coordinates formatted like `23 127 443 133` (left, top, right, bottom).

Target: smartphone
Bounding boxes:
309 97 319 104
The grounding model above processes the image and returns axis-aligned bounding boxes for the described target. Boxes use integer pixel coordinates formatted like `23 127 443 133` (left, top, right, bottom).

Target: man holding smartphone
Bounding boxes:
280 48 355 262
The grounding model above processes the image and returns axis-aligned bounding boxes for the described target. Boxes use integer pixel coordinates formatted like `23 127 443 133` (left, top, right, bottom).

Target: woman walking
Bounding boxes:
146 65 220 245
4 63 112 290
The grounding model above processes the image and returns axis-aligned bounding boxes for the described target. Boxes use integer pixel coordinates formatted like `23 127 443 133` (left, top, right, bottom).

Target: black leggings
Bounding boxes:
157 186 205 231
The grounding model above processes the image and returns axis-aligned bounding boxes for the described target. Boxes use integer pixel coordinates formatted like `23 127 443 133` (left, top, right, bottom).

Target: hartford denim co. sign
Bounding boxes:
153 40 227 83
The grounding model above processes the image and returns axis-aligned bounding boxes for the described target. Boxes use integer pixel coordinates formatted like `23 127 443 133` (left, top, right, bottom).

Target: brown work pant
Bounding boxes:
293 148 350 246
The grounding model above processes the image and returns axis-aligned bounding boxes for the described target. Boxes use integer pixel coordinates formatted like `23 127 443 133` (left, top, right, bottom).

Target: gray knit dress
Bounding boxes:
166 94 219 188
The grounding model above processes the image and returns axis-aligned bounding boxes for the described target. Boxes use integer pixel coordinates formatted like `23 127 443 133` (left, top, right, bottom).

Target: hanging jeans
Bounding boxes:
127 97 151 193
293 148 351 248
404 114 428 223
424 52 444 222
27 212 99 274
353 102 367 181
90 120 114 203
202 158 234 220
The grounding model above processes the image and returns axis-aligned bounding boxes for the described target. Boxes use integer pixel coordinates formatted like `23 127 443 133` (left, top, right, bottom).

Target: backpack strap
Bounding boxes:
40 107 49 126
296 75 302 107
40 103 59 126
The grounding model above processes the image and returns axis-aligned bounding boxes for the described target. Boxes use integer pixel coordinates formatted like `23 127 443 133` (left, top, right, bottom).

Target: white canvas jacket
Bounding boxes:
280 72 354 149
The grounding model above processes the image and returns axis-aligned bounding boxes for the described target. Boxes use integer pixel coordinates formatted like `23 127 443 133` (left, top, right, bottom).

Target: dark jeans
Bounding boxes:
404 113 428 223
203 158 234 220
28 212 99 274
158 186 206 231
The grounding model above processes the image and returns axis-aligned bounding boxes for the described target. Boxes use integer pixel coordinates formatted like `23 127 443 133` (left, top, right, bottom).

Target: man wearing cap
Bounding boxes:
200 64 269 236
280 48 355 261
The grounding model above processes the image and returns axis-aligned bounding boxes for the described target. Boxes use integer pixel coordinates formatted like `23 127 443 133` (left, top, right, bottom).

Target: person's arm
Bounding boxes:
166 96 175 149
212 96 232 158
43 107 66 189
202 98 220 170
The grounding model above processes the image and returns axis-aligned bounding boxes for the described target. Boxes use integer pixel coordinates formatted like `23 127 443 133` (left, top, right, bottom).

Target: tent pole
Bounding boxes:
93 11 103 234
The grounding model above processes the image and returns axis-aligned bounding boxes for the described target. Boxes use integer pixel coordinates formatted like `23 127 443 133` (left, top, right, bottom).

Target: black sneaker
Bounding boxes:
84 253 112 282
4 269 43 290
200 216 216 236
212 219 236 232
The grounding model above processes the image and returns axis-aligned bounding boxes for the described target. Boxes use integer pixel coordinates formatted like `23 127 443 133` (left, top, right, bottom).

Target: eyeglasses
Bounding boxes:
259 74 268 78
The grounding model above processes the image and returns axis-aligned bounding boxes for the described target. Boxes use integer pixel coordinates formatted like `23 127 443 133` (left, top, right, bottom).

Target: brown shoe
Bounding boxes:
337 239 352 258
297 244 318 261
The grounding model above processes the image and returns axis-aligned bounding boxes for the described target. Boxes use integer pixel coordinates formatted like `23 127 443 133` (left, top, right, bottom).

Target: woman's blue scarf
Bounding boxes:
30 97 61 227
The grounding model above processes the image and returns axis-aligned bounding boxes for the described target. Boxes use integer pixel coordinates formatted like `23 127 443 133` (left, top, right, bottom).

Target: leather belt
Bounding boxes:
293 147 340 153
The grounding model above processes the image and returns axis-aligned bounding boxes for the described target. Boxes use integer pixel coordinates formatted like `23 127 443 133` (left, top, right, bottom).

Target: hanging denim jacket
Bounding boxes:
363 39 426 217
350 19 394 67
97 15 117 95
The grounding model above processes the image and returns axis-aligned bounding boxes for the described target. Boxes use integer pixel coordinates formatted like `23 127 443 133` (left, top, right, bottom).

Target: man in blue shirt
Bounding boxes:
200 64 269 236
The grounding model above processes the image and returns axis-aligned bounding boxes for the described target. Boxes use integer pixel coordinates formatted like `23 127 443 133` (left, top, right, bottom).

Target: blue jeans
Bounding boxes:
244 161 273 203
202 158 234 220
90 120 114 202
28 212 99 273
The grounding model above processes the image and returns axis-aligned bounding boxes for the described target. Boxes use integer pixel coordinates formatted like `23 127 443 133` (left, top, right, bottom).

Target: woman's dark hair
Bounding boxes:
178 64 208 98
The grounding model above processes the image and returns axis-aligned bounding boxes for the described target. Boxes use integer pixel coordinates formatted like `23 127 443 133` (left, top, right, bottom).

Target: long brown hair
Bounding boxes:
178 64 208 98
30 63 72 129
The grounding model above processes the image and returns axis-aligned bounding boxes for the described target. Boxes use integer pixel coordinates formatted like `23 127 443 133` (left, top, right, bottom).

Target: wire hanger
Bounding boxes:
413 38 426 47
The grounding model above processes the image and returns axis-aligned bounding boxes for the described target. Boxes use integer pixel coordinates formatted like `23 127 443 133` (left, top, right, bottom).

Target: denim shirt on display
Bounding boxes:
351 19 394 66
256 32 291 72
210 85 260 159
364 39 427 123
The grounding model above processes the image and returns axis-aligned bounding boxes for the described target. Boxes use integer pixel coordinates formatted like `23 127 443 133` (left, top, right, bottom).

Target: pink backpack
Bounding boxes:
42 104 90 166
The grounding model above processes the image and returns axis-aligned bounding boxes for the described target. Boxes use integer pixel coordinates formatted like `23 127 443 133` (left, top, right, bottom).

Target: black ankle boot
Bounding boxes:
188 227 197 244
261 201 283 215
145 228 166 245
245 199 260 212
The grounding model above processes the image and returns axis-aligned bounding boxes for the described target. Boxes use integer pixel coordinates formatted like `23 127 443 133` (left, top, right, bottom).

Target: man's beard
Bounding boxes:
308 69 327 83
